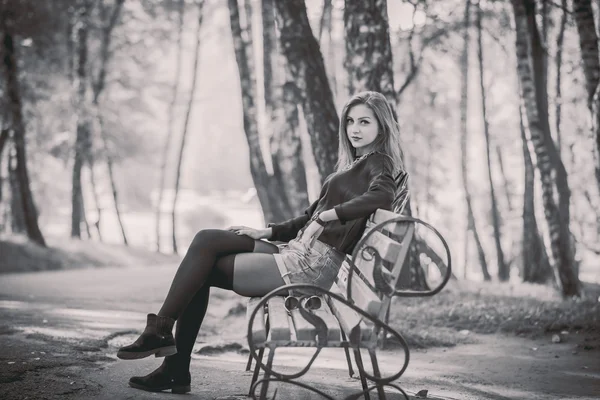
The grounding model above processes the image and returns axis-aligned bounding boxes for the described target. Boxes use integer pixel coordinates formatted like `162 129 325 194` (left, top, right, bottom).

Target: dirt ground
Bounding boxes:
0 265 598 400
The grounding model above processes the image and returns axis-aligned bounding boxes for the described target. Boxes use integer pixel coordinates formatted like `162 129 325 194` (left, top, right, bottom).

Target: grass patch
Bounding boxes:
0 234 181 274
388 280 600 347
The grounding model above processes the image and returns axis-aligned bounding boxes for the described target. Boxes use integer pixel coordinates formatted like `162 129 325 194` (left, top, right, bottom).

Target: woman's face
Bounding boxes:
346 104 379 155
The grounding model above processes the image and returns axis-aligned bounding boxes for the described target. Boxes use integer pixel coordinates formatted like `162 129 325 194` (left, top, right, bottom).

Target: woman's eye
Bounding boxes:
361 120 369 125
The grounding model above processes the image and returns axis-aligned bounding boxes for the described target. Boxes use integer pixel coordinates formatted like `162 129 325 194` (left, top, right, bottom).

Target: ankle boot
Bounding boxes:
128 354 191 393
117 313 177 360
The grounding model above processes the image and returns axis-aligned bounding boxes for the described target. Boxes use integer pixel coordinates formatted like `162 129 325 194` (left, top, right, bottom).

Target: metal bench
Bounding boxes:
245 208 452 399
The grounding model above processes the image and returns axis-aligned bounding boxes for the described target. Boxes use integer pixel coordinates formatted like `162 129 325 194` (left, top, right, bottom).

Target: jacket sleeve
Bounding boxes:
267 198 320 242
333 154 396 224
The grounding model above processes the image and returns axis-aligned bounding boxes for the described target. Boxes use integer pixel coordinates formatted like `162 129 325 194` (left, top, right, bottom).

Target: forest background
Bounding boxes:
1 0 600 302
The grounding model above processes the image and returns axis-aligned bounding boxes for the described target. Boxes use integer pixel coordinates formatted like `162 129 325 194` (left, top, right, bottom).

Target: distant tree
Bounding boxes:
572 0 600 190
71 0 93 238
476 1 508 280
0 1 46 246
156 0 184 253
520 104 553 283
172 0 204 254
274 0 339 181
262 0 309 217
511 0 580 297
460 0 490 280
228 0 290 224
0 128 8 206
92 0 128 246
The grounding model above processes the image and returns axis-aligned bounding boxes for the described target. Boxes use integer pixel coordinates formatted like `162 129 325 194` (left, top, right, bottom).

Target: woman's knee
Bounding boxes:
190 229 225 248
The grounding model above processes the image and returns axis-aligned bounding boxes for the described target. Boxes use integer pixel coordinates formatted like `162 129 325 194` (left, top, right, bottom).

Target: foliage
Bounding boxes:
389 280 600 348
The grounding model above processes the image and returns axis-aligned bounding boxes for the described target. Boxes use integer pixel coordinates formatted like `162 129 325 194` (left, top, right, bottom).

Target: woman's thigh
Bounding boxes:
232 252 286 297
252 239 279 255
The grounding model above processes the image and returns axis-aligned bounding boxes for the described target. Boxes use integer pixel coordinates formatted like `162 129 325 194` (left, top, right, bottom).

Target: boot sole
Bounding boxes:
128 381 191 393
117 345 177 360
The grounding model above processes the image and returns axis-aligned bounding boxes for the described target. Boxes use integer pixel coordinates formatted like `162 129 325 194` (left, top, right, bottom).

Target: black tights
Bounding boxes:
157 229 263 358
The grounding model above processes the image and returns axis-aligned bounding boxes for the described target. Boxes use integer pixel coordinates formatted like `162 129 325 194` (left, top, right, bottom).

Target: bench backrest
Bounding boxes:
328 209 415 344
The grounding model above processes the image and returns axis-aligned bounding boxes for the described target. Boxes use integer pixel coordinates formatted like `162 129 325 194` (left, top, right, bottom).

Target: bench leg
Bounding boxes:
340 331 355 378
248 347 266 396
353 349 371 400
245 352 253 371
259 348 276 400
368 349 386 400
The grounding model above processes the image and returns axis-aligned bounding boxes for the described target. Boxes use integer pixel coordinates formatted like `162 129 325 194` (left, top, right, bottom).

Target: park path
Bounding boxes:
0 265 598 399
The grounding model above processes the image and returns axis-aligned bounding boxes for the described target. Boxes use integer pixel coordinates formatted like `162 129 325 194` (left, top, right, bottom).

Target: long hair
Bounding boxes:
335 91 404 174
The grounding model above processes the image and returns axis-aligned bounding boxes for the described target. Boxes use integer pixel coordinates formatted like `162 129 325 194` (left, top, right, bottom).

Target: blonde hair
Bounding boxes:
335 91 404 174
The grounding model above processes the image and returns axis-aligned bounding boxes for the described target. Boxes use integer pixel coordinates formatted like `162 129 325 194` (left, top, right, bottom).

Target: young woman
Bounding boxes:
117 91 404 393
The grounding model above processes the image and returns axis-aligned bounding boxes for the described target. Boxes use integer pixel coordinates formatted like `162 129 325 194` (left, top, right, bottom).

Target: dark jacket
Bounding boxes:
268 152 396 254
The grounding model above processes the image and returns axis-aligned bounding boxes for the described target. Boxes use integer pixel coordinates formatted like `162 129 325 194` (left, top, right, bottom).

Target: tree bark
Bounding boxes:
460 0 490 280
572 0 600 189
156 0 183 252
0 8 46 246
520 104 553 283
274 0 339 180
344 0 396 107
512 0 580 297
477 2 508 281
71 0 92 238
263 0 309 217
555 0 567 156
317 0 337 99
172 0 204 254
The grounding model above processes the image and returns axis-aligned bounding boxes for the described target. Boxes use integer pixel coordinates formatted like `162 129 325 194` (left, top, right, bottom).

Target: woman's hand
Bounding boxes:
227 225 270 240
300 220 325 248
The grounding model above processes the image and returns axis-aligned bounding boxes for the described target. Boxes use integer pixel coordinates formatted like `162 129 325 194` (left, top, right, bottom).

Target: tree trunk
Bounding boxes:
495 146 513 212
229 0 289 224
344 0 396 107
274 0 339 180
156 0 184 252
461 0 490 281
477 2 508 281
555 0 567 156
512 0 580 297
88 164 102 240
98 115 128 245
172 0 204 254
71 1 92 239
263 0 309 217
572 0 600 189
0 128 7 205
520 104 553 283
92 0 127 245
1 10 46 246
317 0 337 99
8 146 25 234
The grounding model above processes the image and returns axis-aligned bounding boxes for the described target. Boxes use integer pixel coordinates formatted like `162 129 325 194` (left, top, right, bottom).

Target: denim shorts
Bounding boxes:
273 231 346 296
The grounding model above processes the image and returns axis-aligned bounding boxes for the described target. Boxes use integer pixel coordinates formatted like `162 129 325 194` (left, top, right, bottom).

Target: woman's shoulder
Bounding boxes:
364 151 395 171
